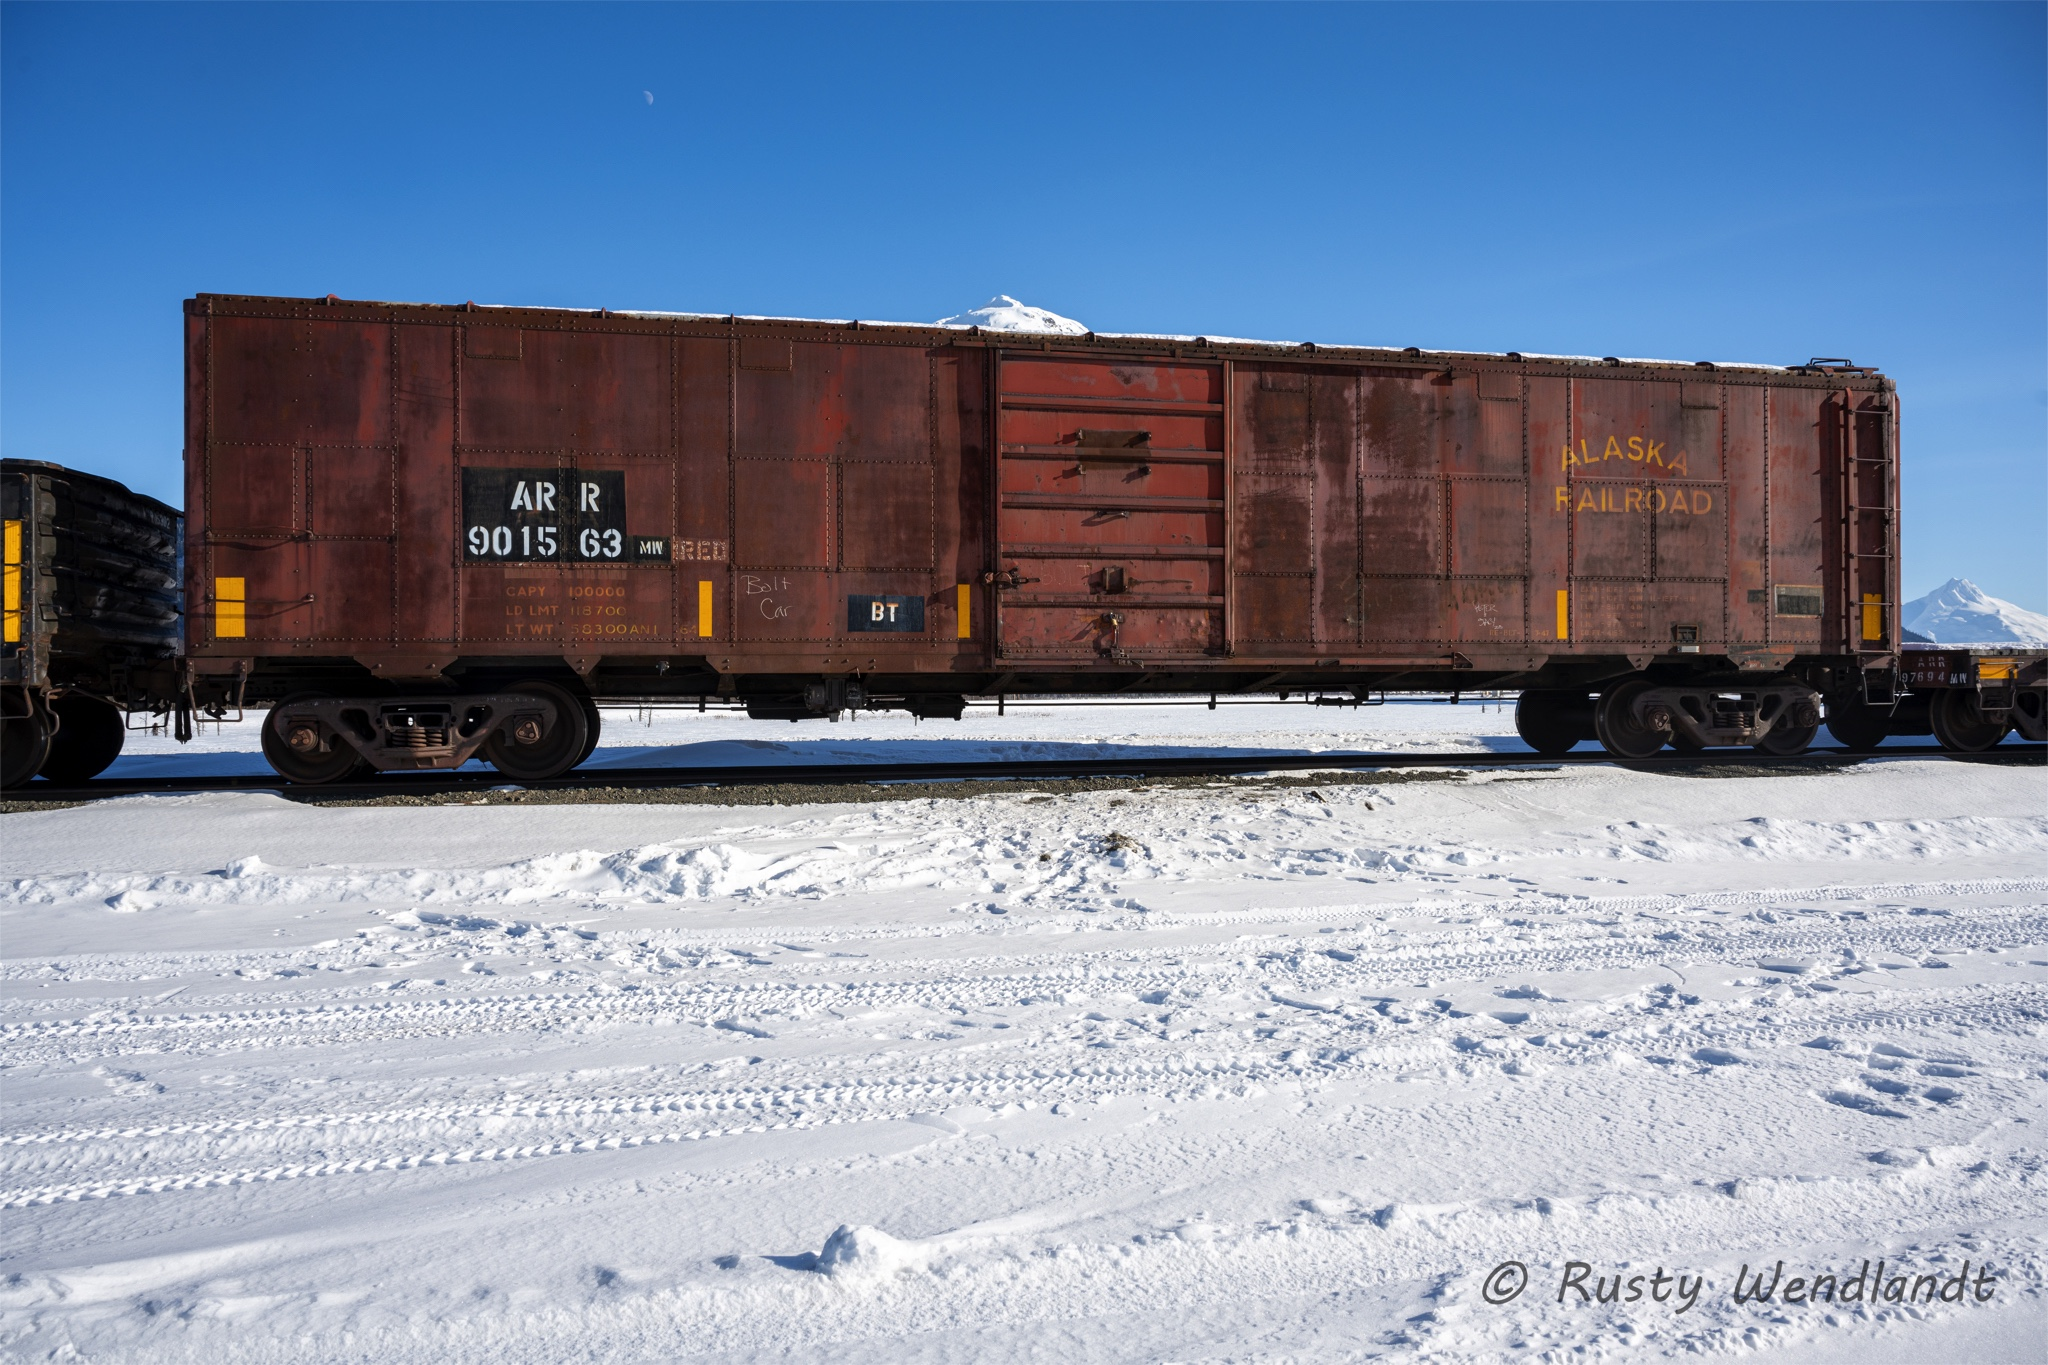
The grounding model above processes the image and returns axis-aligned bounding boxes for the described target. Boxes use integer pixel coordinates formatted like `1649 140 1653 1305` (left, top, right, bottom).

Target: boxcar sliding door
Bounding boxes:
990 352 1226 661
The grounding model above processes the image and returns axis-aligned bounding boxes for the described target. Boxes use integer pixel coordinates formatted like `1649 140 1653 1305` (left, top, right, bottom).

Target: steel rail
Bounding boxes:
3 744 2039 804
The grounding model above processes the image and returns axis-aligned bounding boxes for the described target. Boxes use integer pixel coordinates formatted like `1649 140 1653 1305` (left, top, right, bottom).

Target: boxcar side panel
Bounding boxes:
1231 364 1317 647
1724 384 1769 646
1527 376 1571 647
1766 387 1827 652
932 347 987 656
677 336 733 646
1563 376 1731 649
179 295 1898 707
1357 371 1442 647
393 322 457 645
452 322 677 654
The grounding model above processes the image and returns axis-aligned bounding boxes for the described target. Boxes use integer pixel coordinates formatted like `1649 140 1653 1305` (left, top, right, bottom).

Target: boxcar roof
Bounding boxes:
189 294 1885 381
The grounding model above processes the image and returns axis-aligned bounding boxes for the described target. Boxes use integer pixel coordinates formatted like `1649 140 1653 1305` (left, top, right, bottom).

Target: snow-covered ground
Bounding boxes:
3 702 2044 1363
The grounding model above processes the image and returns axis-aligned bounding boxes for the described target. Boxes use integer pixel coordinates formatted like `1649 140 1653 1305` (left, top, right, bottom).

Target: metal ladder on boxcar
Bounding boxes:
1830 379 1898 694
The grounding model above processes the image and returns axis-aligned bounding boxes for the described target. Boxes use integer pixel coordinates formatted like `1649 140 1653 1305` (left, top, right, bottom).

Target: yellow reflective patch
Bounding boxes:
3 519 19 644
697 580 713 639
1978 657 2016 681
1556 588 1569 641
956 583 971 640
1860 592 1883 642
215 576 246 639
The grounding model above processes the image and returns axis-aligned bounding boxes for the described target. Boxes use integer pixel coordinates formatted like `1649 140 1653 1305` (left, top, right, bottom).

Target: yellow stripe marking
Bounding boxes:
3 520 19 645
697 580 713 639
957 583 971 639
215 576 246 639
1555 588 1569 642
1861 592 1883 643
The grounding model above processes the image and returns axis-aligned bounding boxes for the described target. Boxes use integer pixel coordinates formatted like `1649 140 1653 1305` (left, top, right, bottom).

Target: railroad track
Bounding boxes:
2 742 2039 804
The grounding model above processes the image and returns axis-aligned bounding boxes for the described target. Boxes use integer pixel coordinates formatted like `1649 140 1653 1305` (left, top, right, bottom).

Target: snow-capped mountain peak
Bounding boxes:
1902 577 2048 645
935 295 1090 335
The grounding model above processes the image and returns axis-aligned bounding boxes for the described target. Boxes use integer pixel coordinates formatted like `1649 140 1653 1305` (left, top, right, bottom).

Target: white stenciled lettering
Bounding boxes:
511 482 533 511
581 482 601 512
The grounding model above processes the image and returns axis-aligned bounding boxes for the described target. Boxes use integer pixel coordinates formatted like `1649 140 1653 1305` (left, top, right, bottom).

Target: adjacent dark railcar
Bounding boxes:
2 459 183 785
165 292 1927 779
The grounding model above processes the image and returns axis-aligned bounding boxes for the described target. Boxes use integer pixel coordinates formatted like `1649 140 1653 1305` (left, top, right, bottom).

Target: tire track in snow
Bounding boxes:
7 980 2040 1209
3 894 2038 1068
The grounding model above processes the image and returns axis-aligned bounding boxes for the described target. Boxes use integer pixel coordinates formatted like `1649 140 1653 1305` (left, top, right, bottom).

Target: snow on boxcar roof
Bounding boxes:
414 294 1802 372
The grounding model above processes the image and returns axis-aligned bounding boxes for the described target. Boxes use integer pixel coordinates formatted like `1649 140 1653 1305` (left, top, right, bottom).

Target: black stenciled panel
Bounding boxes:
846 594 926 632
461 467 669 563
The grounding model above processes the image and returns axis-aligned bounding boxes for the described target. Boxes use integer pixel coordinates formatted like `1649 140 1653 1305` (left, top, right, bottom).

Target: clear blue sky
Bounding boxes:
5 1 2042 609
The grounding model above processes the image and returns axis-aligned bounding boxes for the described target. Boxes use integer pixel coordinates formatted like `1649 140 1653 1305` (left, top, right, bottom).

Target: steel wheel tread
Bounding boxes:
1594 680 1669 760
1929 689 2010 753
1825 695 1894 752
482 680 592 782
38 695 127 784
1754 721 1818 755
1 696 52 789
261 693 370 785
1515 690 1591 757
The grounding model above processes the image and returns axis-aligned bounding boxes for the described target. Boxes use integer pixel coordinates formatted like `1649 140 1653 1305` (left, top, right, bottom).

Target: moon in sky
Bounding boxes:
643 90 654 105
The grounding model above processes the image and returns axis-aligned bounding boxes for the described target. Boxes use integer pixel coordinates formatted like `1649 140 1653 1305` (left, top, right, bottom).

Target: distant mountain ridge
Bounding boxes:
1903 578 2048 646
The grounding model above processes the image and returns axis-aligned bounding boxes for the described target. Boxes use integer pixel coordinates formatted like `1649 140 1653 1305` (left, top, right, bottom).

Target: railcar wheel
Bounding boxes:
261 693 369 785
482 680 590 781
577 696 602 767
1593 681 1669 760
38 695 126 784
1824 694 1893 752
1514 690 1590 757
2 693 53 788
1929 689 2010 753
1753 720 1817 755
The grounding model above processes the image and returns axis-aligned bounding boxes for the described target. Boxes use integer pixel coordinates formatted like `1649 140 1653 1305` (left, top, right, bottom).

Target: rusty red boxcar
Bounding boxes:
161 292 1924 779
